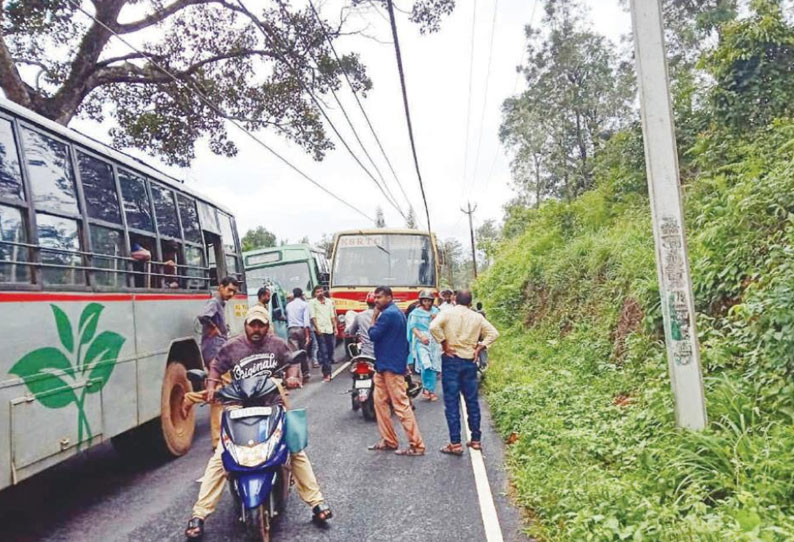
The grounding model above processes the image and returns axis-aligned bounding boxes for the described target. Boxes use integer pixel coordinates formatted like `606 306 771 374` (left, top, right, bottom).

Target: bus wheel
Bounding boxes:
158 362 196 456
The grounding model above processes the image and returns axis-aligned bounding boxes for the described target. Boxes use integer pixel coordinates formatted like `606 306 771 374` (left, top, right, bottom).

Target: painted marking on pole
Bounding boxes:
330 361 352 380
461 397 504 542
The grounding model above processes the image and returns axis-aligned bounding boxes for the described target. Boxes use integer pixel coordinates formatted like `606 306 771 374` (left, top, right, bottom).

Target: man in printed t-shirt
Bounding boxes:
185 306 332 540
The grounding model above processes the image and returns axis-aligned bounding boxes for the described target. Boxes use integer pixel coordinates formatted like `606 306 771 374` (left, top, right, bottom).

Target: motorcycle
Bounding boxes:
187 351 306 542
348 343 376 421
348 343 422 421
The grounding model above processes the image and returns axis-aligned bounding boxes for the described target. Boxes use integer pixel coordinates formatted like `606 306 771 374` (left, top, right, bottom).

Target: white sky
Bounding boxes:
68 0 631 245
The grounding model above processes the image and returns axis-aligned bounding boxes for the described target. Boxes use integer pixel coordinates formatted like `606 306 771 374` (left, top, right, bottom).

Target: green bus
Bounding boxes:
243 243 330 304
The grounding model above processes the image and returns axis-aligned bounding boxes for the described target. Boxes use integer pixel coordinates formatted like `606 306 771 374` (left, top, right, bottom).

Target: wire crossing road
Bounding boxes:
1 359 528 542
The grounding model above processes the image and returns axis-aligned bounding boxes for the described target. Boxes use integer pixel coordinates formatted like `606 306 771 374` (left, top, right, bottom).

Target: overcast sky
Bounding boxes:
68 0 631 245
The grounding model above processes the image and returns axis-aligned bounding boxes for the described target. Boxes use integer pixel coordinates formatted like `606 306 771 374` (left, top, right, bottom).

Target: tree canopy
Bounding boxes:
241 225 276 251
0 0 454 166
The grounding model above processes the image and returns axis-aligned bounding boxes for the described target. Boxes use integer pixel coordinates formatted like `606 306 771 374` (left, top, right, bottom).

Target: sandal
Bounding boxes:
428 393 439 402
312 502 333 523
185 517 204 539
467 440 482 451
368 441 398 451
440 443 464 456
395 447 425 456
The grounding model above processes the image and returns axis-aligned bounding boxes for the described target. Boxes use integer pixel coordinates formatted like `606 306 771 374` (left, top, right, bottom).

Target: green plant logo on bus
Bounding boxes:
9 303 125 445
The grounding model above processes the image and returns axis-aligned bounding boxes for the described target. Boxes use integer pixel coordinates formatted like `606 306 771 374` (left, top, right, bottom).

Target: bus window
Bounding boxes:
204 234 223 287
129 232 155 288
177 194 202 244
197 200 220 234
20 127 79 215
119 170 154 232
218 212 236 253
77 152 121 224
36 213 84 285
185 245 205 290
0 118 24 200
161 239 181 289
0 204 29 283
90 225 124 288
151 183 180 238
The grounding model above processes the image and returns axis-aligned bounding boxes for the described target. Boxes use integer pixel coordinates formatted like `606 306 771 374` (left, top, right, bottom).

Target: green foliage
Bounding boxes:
478 120 794 541
8 303 125 445
703 0 794 131
241 226 277 252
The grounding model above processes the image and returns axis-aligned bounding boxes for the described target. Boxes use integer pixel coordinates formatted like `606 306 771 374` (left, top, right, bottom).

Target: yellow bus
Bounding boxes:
329 229 440 320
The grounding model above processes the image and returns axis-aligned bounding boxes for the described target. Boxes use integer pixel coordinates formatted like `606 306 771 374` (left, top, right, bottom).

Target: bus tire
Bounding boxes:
158 362 196 457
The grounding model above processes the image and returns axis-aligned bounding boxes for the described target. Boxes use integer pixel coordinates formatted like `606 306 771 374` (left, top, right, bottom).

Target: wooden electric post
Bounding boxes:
630 0 707 429
461 202 478 280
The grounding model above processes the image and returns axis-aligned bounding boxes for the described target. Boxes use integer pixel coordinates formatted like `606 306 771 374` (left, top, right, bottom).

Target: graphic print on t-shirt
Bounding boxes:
232 352 279 380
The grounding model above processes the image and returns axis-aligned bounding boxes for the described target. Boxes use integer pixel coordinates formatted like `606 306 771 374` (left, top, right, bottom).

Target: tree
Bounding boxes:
315 233 334 259
704 0 794 132
475 219 500 271
405 206 418 229
440 237 472 289
0 0 455 166
375 206 386 228
500 0 635 202
241 226 276 251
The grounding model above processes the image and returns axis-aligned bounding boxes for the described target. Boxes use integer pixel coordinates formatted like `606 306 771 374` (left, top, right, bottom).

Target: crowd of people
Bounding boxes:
184 279 498 539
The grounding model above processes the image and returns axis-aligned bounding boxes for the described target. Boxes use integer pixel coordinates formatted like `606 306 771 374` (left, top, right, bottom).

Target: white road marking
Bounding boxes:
461 397 505 542
330 361 352 379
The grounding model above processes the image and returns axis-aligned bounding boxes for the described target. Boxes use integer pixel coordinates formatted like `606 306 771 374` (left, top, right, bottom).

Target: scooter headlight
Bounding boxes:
230 426 283 467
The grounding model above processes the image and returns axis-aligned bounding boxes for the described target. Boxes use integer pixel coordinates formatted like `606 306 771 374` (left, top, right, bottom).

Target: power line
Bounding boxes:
63 0 375 223
460 0 479 195
234 0 406 219
385 0 432 233
480 0 541 195
305 0 413 212
468 0 500 200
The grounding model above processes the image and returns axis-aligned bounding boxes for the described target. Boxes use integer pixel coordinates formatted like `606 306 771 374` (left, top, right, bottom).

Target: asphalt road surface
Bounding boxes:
1 353 529 542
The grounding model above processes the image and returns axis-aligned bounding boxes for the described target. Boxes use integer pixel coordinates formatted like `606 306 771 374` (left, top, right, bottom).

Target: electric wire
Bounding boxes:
467 0 500 200
274 0 408 216
385 0 432 233
63 0 375 223
480 0 540 194
460 0 479 196
234 0 406 219
306 0 413 212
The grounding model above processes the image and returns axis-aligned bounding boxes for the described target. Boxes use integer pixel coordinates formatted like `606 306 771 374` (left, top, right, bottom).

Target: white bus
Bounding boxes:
0 98 247 491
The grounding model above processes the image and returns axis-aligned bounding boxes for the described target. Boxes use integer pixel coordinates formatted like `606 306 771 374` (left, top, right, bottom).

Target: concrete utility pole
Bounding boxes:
630 0 707 430
461 202 478 280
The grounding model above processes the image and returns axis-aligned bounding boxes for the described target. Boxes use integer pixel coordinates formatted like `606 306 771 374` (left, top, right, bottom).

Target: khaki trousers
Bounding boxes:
192 440 324 519
209 403 223 449
373 371 425 450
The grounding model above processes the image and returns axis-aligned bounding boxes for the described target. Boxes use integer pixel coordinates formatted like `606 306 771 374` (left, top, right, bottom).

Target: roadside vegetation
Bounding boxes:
480 1 794 540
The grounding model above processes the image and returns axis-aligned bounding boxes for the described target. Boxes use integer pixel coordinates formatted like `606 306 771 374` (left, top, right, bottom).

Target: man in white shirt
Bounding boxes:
286 287 312 382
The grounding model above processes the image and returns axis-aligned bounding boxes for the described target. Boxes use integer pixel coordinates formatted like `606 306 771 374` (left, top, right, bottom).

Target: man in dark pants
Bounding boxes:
286 287 312 382
430 290 499 455
309 285 337 382
197 276 239 448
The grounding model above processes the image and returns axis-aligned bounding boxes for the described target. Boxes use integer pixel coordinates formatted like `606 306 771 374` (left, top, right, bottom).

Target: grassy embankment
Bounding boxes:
478 124 794 541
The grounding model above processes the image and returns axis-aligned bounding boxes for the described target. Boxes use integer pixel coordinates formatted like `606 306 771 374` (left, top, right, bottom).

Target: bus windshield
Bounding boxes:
332 234 435 287
246 261 312 293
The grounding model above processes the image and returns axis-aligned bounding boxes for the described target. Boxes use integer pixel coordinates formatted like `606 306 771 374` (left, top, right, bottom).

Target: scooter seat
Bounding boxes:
352 355 376 363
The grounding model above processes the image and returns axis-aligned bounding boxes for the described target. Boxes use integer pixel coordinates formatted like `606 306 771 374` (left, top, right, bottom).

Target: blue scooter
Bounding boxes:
188 352 306 542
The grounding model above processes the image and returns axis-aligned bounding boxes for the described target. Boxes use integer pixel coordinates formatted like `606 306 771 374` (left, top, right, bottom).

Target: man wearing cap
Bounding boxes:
184 306 332 539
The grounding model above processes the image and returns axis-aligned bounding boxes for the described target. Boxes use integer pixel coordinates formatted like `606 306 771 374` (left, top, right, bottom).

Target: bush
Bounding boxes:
478 120 794 541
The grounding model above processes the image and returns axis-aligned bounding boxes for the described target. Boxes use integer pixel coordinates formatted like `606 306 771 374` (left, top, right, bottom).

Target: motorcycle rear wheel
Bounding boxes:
245 504 270 542
362 398 376 421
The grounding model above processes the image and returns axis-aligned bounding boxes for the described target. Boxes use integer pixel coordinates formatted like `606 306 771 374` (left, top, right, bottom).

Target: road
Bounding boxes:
1 354 529 542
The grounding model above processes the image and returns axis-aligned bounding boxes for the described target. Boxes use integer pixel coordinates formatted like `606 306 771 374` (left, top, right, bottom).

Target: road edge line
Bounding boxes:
461 397 505 542
331 361 352 379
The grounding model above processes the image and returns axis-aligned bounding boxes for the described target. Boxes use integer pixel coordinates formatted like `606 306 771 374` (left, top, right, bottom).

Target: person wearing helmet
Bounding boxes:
406 289 442 401
345 290 377 357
